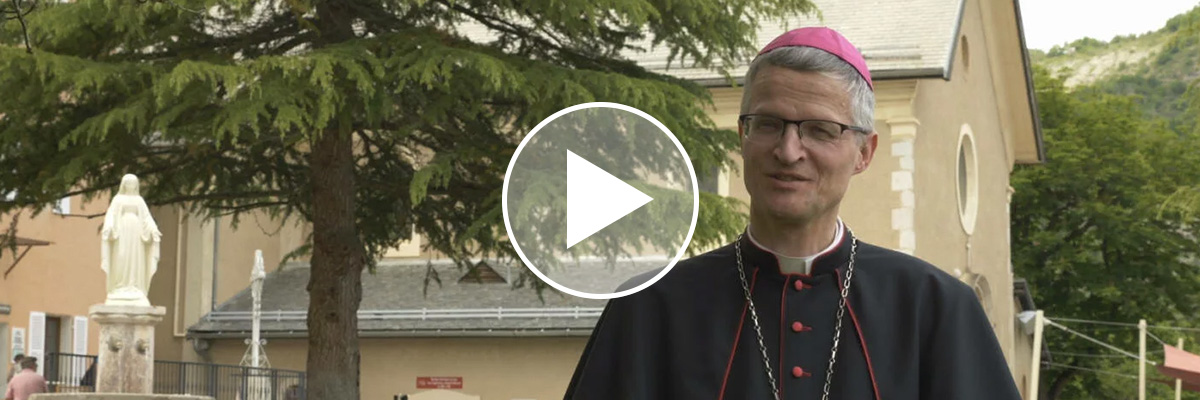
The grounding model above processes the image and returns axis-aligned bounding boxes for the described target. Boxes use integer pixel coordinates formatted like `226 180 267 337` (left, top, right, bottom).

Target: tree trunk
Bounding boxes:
306 128 365 400
1047 369 1078 400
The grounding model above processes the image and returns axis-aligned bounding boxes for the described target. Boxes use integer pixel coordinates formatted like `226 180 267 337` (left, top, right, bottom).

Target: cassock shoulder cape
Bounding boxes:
565 228 1022 399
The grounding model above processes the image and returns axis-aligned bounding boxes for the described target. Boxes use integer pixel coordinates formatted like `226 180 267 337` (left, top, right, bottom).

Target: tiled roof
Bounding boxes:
456 0 965 85
188 258 665 338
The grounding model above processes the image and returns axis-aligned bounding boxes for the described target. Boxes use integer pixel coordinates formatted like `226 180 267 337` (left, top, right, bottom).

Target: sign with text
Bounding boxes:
11 327 25 356
416 376 463 389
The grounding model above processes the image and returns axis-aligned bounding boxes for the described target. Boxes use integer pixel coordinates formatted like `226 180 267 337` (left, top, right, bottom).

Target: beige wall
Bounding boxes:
205 337 588 400
908 0 1020 379
0 195 111 362
157 209 307 363
150 206 185 363
0 196 313 366
840 120 902 247
1012 299 1035 399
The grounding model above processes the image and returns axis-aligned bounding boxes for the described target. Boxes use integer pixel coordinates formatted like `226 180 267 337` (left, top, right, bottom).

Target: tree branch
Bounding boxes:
1033 218 1094 269
435 0 609 70
150 190 288 205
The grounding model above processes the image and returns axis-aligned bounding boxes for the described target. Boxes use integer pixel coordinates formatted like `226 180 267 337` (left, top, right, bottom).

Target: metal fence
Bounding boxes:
43 352 96 393
45 353 306 400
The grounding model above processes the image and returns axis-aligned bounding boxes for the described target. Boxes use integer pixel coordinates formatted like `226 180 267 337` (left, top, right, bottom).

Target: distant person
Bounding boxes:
80 362 96 388
4 357 46 400
5 355 22 384
283 384 302 400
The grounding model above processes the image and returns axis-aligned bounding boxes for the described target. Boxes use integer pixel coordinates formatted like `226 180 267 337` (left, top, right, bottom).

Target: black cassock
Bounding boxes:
565 228 1022 400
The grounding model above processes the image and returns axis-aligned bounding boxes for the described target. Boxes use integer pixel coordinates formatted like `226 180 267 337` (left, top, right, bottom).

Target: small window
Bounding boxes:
458 260 508 284
957 124 979 234
697 166 729 196
960 35 971 70
53 196 71 215
698 166 720 194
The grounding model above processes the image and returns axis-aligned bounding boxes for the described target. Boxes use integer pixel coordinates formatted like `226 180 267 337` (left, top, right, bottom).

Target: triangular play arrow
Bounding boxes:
566 150 653 248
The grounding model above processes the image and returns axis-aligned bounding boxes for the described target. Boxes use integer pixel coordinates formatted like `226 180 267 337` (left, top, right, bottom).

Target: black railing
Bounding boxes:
154 359 306 400
43 352 96 393
45 353 306 400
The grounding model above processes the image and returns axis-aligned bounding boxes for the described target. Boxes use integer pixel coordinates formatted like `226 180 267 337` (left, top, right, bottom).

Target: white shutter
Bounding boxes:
28 312 45 375
72 317 88 379
72 317 87 355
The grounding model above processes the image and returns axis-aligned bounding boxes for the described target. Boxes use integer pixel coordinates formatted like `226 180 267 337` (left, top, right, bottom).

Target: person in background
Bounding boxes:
5 355 22 384
5 357 46 400
79 361 96 389
565 26 1020 399
283 384 302 400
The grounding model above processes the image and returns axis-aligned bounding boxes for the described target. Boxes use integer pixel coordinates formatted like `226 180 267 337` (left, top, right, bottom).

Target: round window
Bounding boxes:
957 124 979 234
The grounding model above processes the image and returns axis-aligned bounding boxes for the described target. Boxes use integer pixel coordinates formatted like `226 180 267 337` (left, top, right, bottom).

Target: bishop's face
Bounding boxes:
740 66 876 224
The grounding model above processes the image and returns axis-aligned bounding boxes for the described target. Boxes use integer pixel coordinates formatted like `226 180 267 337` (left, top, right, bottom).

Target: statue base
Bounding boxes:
89 304 166 394
105 287 152 307
31 395 211 400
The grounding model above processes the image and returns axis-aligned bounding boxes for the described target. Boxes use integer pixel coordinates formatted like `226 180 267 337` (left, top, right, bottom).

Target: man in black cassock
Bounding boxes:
564 27 1022 400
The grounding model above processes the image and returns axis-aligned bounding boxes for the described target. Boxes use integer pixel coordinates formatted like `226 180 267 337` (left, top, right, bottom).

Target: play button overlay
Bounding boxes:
566 150 654 248
503 102 699 300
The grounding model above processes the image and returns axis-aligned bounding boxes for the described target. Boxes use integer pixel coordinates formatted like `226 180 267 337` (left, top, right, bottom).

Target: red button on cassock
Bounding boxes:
791 321 808 332
792 366 806 378
794 280 805 291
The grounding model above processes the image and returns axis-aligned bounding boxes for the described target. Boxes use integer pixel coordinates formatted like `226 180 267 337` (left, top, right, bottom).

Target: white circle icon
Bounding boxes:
502 102 699 300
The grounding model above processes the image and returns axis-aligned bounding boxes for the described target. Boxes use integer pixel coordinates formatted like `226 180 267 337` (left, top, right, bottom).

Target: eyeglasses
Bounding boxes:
738 114 868 145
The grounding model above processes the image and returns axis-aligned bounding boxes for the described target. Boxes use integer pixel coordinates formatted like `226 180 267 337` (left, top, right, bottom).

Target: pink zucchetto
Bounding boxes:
757 27 873 90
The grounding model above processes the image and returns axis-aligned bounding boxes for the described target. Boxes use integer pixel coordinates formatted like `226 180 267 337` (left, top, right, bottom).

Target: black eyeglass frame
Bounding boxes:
737 114 871 138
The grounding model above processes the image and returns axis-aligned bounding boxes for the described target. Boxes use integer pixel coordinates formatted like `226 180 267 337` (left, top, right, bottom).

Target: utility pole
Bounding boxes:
1177 337 1185 400
1029 310 1045 400
1139 319 1147 400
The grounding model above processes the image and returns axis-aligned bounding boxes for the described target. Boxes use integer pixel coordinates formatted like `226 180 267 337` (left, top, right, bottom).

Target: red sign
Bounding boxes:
416 376 463 389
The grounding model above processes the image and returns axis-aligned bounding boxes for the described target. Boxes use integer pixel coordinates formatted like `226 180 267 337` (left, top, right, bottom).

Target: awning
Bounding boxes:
1156 344 1200 392
2 235 52 279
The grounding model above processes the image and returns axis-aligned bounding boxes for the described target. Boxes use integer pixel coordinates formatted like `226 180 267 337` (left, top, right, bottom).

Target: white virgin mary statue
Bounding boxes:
101 174 162 307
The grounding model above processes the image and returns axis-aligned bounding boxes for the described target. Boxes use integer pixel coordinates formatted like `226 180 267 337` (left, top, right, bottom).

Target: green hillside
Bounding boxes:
1033 5 1200 132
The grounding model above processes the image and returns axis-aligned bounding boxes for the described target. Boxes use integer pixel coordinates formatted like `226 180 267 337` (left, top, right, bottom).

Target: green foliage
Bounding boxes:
1 0 815 392
0 0 814 263
1036 5 1199 133
1012 66 1200 399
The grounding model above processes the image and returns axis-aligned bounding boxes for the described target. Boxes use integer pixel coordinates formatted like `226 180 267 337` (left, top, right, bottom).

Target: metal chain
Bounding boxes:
734 229 858 400
822 233 857 400
735 236 781 400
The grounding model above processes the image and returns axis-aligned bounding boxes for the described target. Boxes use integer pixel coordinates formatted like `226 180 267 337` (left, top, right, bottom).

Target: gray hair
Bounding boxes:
741 46 876 134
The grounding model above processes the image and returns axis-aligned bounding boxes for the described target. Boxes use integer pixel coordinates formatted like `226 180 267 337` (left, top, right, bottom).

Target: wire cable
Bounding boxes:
1052 317 1200 333
1049 351 1160 358
1045 319 1158 366
1147 330 1171 348
1042 362 1137 379
1053 317 1139 327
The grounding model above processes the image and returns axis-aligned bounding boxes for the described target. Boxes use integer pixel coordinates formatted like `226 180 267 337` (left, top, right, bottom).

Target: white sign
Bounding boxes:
11 327 25 357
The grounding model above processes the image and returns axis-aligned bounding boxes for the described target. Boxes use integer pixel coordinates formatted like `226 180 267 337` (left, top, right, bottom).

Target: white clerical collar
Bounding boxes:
746 218 845 275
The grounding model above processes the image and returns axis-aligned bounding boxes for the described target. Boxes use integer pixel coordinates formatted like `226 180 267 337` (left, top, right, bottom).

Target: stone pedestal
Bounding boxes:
89 304 166 394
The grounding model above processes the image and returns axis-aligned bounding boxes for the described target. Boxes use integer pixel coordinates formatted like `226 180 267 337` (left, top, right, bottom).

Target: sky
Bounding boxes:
1020 0 1200 50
